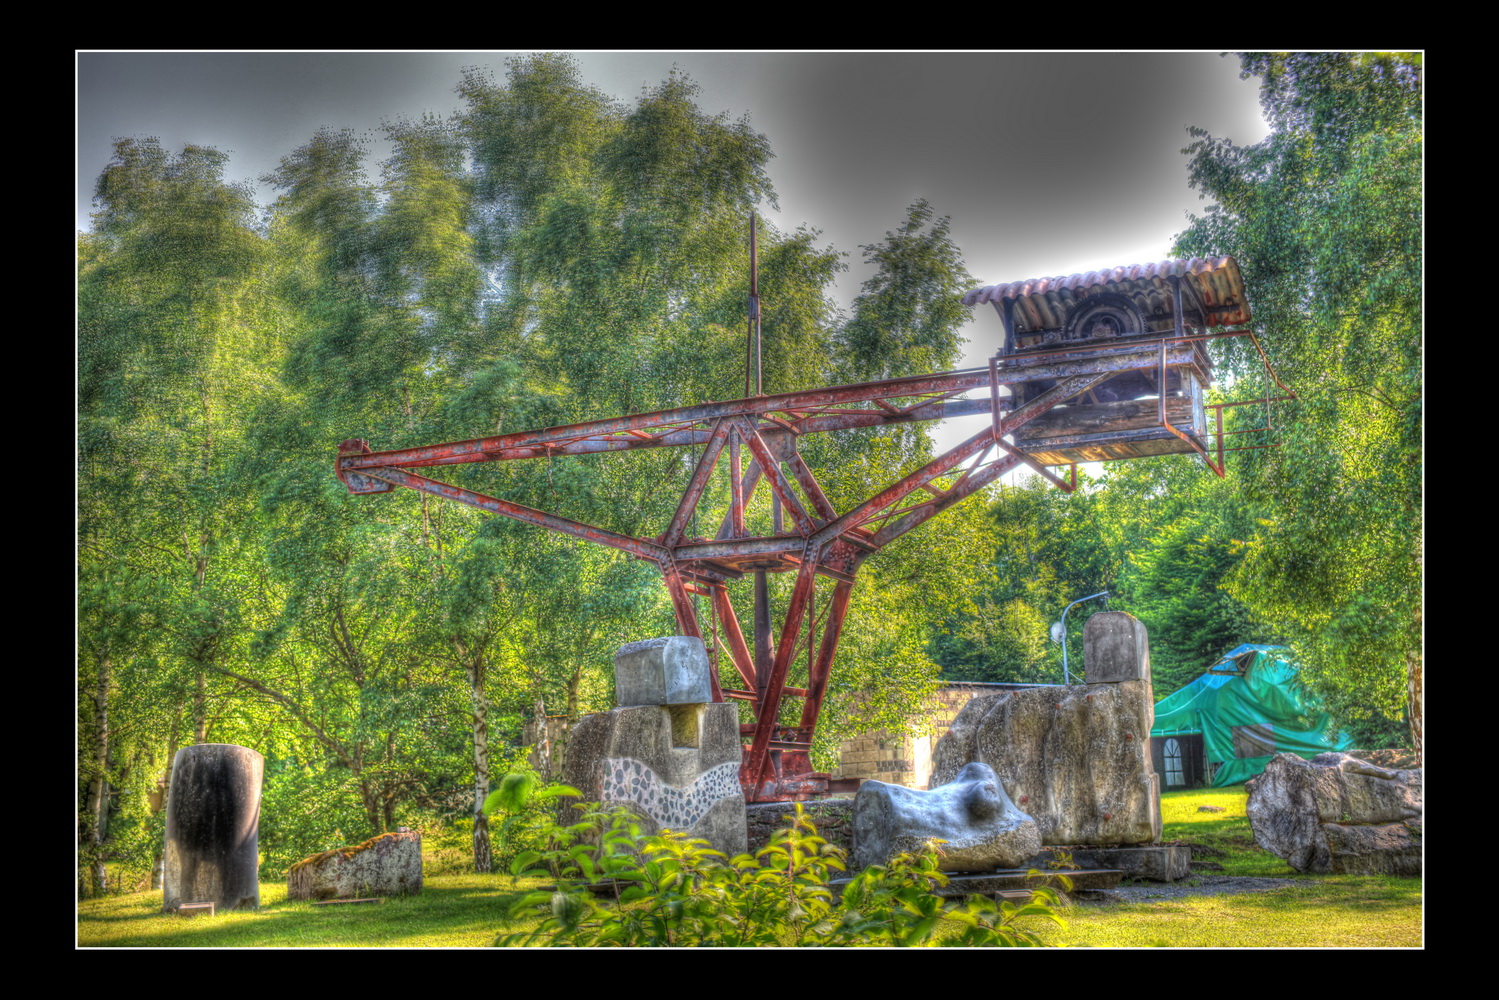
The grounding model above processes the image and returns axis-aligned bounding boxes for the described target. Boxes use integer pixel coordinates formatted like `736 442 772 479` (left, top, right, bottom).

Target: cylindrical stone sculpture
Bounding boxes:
162 743 264 913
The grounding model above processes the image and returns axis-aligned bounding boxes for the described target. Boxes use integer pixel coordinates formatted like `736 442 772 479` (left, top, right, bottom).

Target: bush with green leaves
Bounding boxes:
494 791 1067 947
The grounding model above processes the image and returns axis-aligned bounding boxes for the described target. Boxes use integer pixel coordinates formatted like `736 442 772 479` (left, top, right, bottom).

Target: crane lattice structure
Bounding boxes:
338 255 1282 802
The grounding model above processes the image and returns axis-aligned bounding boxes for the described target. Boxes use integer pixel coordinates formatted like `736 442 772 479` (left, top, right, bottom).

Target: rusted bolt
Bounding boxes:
1086 694 1093 702
1124 732 1133 741
1019 795 1028 804
1103 812 1112 820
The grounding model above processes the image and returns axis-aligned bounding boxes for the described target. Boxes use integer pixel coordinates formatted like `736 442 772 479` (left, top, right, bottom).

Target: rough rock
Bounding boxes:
931 680 1160 845
163 743 264 913
287 829 424 901
1345 748 1420 769
564 638 746 857
1245 752 1422 875
614 636 713 707
853 762 1041 872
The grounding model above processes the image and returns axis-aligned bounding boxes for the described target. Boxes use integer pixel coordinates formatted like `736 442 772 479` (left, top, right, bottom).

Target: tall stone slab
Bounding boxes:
1246 752 1422 875
562 637 747 858
1082 611 1150 683
931 612 1160 846
162 743 264 913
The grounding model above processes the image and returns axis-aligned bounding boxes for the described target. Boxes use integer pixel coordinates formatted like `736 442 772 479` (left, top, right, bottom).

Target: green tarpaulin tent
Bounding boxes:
1150 644 1352 787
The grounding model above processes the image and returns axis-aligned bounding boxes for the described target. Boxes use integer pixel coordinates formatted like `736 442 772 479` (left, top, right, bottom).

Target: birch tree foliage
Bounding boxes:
1173 53 1421 748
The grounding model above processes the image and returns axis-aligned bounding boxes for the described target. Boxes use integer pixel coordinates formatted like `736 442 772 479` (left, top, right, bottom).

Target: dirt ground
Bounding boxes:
1081 874 1304 904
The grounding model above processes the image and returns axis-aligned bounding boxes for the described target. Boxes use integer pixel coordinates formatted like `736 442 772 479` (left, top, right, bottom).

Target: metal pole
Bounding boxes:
747 213 761 397
1059 590 1110 684
746 212 772 716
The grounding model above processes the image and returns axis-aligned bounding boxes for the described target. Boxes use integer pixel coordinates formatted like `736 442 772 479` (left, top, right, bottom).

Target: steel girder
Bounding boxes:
337 343 1188 801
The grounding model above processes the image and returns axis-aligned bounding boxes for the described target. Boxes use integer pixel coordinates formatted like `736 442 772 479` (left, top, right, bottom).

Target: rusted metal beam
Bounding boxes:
711 586 758 693
809 427 994 548
783 446 839 522
359 467 666 561
868 454 1023 549
336 348 1196 476
728 432 745 539
663 420 729 547
733 418 817 536
744 554 820 795
799 578 854 734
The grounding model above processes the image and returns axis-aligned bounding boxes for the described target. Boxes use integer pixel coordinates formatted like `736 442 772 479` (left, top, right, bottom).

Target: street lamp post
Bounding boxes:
1052 590 1109 685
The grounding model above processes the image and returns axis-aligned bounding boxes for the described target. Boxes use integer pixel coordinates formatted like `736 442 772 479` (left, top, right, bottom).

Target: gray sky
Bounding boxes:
77 51 1270 450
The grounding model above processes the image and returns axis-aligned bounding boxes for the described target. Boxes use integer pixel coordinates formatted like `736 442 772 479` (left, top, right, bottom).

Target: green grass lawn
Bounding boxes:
76 786 1422 947
76 873 542 948
1034 876 1421 947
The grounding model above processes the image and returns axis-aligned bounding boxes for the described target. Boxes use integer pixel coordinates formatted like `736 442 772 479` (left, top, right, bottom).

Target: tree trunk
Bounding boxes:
359 779 383 836
1407 648 1422 766
555 657 586 780
470 661 493 874
152 709 183 890
193 667 208 743
90 657 111 895
1408 547 1422 766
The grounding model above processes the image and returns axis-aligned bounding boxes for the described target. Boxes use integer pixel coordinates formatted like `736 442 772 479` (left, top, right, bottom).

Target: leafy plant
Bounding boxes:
480 772 587 880
496 802 1068 947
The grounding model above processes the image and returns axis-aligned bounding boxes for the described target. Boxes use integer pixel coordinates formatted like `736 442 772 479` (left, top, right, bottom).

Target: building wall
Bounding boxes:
834 683 1049 789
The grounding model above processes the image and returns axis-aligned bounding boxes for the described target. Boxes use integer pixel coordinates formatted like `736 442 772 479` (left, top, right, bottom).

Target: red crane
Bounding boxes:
337 254 1283 802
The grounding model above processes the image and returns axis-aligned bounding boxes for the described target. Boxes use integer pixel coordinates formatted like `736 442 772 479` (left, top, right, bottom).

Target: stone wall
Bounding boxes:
833 683 1034 790
745 799 855 856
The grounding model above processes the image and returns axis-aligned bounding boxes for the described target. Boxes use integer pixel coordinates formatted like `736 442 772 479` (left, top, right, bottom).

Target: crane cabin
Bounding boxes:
965 257 1252 467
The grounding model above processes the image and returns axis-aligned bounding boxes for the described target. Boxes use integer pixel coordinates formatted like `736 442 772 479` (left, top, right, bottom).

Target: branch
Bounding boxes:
207 665 354 770
1332 384 1407 416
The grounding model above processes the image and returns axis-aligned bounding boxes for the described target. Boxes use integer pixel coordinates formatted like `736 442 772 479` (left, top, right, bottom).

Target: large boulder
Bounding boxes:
931 611 1160 846
931 682 1160 845
1246 752 1422 875
853 762 1041 872
287 829 423 900
561 637 747 858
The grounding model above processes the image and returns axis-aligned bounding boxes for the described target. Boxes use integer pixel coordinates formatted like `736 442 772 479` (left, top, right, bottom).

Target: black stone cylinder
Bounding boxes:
162 743 264 913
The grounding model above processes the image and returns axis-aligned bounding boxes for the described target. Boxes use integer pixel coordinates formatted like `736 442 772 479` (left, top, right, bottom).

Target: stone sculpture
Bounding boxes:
562 636 747 857
162 743 264 913
931 611 1160 845
287 829 423 900
853 762 1041 872
1246 752 1422 875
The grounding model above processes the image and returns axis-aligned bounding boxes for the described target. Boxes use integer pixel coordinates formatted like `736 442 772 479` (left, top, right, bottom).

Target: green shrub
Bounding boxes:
496 796 1067 947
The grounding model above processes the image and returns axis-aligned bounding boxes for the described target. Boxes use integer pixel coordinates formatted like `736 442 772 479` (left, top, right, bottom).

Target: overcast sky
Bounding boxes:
77 51 1271 450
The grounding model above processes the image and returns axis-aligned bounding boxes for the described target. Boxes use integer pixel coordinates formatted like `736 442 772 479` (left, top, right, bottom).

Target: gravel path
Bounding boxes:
1082 875 1305 904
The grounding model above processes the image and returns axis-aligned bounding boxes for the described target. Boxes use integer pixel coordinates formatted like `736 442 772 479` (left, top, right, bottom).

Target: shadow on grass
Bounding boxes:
78 880 533 948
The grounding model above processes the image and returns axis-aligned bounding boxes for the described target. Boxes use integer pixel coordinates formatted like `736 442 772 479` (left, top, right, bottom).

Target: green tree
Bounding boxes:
1174 53 1421 751
79 140 278 892
837 199 975 384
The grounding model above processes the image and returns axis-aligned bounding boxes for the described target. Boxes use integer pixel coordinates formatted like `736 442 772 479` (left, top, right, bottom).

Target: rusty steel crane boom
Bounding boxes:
337 255 1281 802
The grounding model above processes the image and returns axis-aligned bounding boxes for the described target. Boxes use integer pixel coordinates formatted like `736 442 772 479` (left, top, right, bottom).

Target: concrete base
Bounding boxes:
830 868 1123 899
1026 845 1190 882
